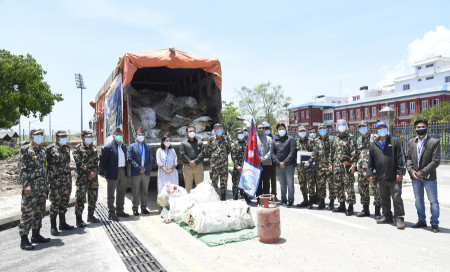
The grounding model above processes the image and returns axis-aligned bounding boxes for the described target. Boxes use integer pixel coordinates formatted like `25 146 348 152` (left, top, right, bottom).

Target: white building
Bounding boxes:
313 95 347 104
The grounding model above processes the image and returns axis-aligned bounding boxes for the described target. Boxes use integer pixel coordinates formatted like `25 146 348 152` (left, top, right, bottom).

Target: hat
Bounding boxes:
81 130 93 137
113 127 123 134
318 123 326 129
30 128 44 135
235 128 243 133
135 126 145 135
375 121 388 129
298 126 306 131
214 123 222 129
55 130 67 137
357 121 368 128
243 127 249 131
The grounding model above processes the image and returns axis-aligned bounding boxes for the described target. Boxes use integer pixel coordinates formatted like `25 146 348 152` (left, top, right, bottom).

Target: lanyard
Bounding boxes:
417 136 427 164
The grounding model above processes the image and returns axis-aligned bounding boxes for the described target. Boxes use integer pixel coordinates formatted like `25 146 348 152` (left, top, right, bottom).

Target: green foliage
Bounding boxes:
221 100 242 135
0 49 63 129
236 81 291 128
0 145 20 159
411 101 450 123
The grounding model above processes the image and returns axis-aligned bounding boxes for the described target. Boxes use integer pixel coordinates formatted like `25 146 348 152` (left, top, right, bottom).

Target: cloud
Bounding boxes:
377 60 406 88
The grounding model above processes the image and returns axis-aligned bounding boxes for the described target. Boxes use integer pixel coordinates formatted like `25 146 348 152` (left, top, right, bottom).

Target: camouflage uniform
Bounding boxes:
231 136 247 196
18 134 47 235
297 136 316 198
206 125 230 195
310 132 335 201
73 139 99 217
357 132 381 207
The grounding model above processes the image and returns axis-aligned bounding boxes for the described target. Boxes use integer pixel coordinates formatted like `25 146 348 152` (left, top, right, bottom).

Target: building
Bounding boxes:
0 131 19 144
288 102 338 132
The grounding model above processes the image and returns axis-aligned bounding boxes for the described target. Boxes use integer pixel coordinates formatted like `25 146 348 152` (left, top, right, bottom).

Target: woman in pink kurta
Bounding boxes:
156 137 178 193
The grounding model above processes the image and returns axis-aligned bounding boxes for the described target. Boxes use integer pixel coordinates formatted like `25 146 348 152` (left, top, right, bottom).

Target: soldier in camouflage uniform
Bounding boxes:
46 130 75 236
329 119 357 216
230 128 249 202
355 121 381 218
309 123 335 210
296 126 316 208
73 130 100 228
18 128 51 251
206 123 231 200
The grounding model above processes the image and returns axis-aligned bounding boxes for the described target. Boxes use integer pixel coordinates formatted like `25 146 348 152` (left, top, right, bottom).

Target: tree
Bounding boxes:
0 50 63 128
221 100 243 135
411 101 450 123
236 81 291 128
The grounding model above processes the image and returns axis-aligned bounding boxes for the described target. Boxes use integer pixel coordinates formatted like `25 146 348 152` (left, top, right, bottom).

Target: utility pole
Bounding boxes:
75 73 86 133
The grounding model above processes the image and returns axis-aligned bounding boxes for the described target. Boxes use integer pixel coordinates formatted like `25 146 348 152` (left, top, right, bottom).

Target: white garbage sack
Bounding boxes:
191 122 206 133
132 107 157 129
195 132 212 140
156 183 187 208
193 116 211 123
174 96 198 111
186 201 255 234
146 128 161 139
177 126 187 136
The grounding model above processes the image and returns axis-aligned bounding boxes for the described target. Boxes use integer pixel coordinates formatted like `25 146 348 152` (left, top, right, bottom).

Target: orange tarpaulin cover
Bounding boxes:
120 48 222 91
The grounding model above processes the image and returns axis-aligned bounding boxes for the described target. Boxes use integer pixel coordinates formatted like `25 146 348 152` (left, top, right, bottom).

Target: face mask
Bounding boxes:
114 135 122 142
264 130 271 135
164 141 171 147
359 127 368 135
84 137 93 145
216 129 223 136
338 125 347 132
188 132 196 138
416 128 427 136
378 128 388 137
298 132 307 138
319 129 327 136
238 134 245 140
244 131 249 137
58 138 68 145
279 130 286 137
310 133 316 139
33 135 44 145
137 135 145 142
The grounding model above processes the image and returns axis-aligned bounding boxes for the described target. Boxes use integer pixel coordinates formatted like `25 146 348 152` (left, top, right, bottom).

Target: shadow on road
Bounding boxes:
34 238 65 250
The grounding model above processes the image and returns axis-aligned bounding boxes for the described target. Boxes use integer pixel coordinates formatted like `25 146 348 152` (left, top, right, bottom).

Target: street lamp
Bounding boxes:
75 73 86 132
28 120 38 142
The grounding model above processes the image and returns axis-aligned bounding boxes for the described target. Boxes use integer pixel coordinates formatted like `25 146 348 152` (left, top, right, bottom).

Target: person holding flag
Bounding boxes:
231 128 250 203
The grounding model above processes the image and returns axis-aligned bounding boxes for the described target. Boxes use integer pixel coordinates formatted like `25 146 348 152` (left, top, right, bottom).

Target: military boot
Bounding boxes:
374 206 381 218
220 192 226 201
345 204 354 216
317 199 326 210
76 214 87 228
20 234 34 251
357 204 370 217
233 192 239 200
31 228 51 243
327 199 335 211
59 213 75 230
333 202 346 213
50 216 59 236
243 194 251 204
87 210 100 223
296 194 309 208
308 197 315 209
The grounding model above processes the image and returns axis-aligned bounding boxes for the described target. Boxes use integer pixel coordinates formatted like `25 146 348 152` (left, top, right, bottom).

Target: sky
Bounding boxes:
1 0 450 135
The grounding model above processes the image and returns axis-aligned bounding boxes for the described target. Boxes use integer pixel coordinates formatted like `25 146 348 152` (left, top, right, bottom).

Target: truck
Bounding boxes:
91 48 223 185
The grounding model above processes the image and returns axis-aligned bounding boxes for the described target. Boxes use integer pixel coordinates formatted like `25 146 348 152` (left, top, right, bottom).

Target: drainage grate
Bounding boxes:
96 203 166 272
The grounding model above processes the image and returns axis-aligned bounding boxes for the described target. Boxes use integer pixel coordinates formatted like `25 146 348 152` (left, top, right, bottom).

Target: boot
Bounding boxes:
59 213 75 230
50 216 59 236
296 194 309 208
357 204 370 217
345 204 354 216
374 206 381 218
31 228 51 243
20 234 34 251
333 202 346 213
233 192 239 200
76 214 87 228
317 199 325 210
87 210 100 223
327 199 335 211
243 194 251 204
308 197 314 209
220 192 226 201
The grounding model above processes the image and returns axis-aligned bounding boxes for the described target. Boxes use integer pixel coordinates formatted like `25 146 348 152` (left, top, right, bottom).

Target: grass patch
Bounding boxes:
0 145 20 159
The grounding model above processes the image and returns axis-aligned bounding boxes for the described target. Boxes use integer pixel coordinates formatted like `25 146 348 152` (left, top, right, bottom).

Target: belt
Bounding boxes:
118 166 125 169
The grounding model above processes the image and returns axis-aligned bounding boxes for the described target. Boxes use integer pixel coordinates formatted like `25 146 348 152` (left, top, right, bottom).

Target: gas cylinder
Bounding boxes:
257 194 280 243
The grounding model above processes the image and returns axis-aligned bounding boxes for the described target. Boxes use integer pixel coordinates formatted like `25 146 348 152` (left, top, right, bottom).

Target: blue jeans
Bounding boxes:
276 164 295 202
412 179 440 225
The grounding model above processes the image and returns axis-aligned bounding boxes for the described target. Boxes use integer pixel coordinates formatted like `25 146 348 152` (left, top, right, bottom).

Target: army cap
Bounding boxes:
243 126 249 131
357 120 368 128
81 130 93 137
214 123 222 129
318 123 327 129
30 128 44 135
235 128 243 133
55 130 68 137
298 126 306 131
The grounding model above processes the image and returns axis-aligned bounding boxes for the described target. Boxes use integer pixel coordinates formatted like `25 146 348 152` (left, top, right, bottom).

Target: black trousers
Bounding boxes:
257 165 272 196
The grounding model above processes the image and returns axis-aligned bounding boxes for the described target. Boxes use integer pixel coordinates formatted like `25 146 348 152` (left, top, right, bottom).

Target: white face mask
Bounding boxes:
164 141 171 147
188 132 196 138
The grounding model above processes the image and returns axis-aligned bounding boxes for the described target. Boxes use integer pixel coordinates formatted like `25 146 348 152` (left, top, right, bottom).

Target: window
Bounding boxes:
418 79 422 82
390 104 395 110
426 64 434 68
422 100 428 110
401 122 406 127
301 111 304 118
372 107 376 117
295 112 298 121
432 99 439 106
342 111 346 119
372 124 376 128
417 66 422 70
336 112 340 120
400 103 406 114
356 109 360 119
364 108 369 118
403 84 410 90
352 95 360 101
410 102 415 113
426 76 434 80
350 125 354 130
306 110 309 118
445 76 450 83
349 110 354 119
324 113 333 121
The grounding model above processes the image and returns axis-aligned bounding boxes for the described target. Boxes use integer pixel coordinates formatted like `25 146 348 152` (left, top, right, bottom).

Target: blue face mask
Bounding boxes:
237 134 245 140
310 133 316 139
33 135 44 145
216 129 223 136
298 132 307 138
115 135 123 142
244 131 249 137
84 137 93 145
58 138 68 145
319 129 327 136
359 127 368 135
264 129 271 135
137 135 145 142
279 130 286 137
378 128 388 137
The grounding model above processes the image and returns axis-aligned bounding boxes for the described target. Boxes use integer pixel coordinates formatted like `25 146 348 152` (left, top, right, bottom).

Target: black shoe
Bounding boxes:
346 204 354 216
117 212 130 217
327 199 335 211
20 234 34 251
87 213 101 223
256 197 261 206
243 194 251 204
141 208 150 215
274 196 279 202
356 204 370 217
333 202 346 213
374 205 381 218
233 193 239 200
411 221 427 228
59 213 74 230
281 200 287 206
31 228 51 243
50 216 59 236
296 194 309 208
287 200 294 208
221 192 226 201
109 214 119 222
431 225 440 233
376 215 393 224
133 210 139 216
76 214 87 228
317 199 325 210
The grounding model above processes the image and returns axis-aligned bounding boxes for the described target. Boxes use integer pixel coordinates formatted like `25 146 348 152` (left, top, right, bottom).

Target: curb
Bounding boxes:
0 197 77 232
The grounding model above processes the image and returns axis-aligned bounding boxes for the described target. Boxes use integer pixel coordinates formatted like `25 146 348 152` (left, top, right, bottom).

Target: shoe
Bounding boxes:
374 205 381 218
31 228 51 243
20 234 34 251
256 197 261 206
274 196 279 202
345 204 354 216
233 193 239 200
221 192 226 201
411 221 427 228
333 202 346 213
296 194 309 208
287 200 294 208
108 214 119 222
317 199 325 210
281 200 287 206
327 199 335 211
308 197 314 209
243 194 251 204
117 212 130 217
50 216 59 236
76 214 87 228
376 215 393 224
133 210 139 216
59 213 74 230
356 204 370 217
87 212 101 223
141 208 150 215
396 217 405 230
431 225 440 233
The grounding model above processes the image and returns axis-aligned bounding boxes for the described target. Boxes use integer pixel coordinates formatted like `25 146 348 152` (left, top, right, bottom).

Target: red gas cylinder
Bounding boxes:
257 194 280 243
